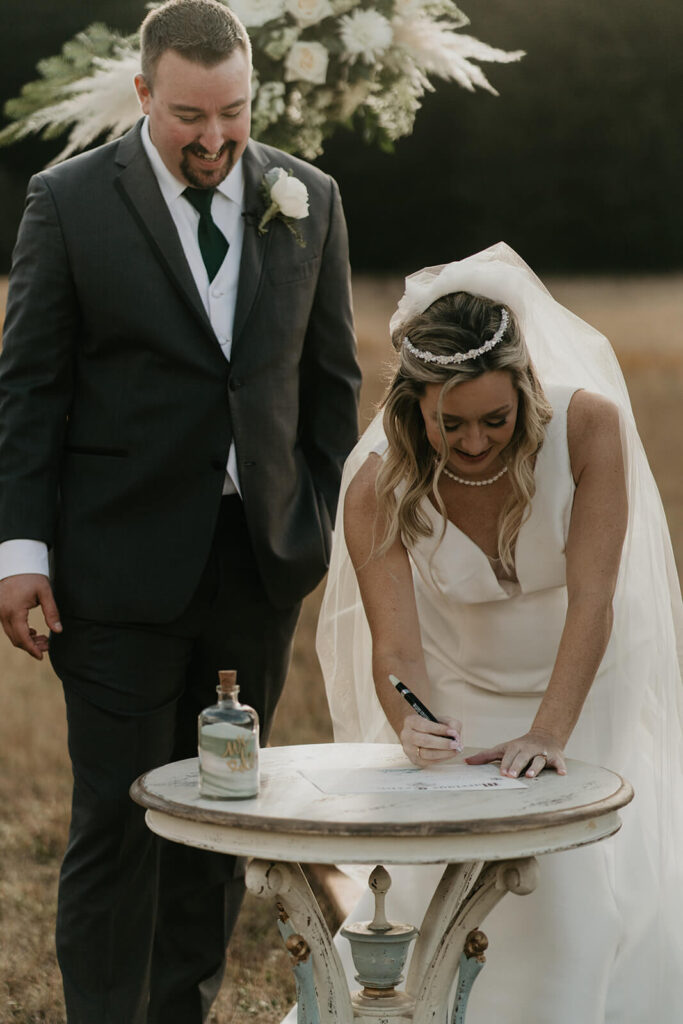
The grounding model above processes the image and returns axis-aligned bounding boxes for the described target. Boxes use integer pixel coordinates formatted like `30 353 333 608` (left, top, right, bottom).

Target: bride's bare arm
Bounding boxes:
468 390 628 777
344 454 462 764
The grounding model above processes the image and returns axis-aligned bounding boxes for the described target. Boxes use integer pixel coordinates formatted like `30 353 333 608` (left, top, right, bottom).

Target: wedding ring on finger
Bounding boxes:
417 746 422 760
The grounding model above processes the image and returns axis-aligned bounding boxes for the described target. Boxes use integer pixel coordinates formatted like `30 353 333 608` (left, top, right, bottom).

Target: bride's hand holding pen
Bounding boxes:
390 674 463 767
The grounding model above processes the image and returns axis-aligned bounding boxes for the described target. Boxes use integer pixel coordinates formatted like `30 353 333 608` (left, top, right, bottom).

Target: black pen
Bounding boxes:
388 674 439 722
389 674 463 752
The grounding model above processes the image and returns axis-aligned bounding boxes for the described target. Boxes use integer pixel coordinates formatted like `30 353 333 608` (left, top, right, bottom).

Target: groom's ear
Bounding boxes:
134 74 153 113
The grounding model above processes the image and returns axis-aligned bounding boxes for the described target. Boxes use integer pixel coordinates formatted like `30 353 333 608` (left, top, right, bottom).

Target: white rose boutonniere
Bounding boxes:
258 167 310 245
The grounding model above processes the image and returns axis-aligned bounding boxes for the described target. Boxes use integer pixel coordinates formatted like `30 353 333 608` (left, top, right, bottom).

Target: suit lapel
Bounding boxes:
231 142 273 357
114 123 216 342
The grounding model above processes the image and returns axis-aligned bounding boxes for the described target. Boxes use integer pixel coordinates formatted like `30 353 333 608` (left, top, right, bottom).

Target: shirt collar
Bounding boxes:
141 116 244 209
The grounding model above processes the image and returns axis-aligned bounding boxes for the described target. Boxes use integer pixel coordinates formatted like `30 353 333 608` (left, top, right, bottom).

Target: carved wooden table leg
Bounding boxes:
245 858 353 1023
405 861 485 993
410 857 540 1024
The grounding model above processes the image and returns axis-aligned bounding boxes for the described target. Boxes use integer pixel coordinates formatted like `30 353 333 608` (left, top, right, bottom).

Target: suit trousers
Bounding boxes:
49 496 301 1024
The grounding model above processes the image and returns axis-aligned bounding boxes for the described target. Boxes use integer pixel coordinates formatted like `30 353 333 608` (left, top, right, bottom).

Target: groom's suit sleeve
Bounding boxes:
298 176 360 527
0 174 78 547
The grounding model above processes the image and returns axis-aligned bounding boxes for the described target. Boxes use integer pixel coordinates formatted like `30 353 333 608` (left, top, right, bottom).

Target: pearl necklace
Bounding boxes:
440 463 508 487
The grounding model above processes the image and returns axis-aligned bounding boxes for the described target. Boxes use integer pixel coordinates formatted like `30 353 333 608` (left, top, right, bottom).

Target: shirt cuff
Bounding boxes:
0 539 50 581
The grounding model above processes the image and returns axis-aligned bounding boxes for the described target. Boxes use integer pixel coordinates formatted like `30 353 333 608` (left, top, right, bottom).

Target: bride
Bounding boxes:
302 243 683 1022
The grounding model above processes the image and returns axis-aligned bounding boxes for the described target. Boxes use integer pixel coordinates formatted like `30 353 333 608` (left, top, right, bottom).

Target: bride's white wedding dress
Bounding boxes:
283 246 683 1022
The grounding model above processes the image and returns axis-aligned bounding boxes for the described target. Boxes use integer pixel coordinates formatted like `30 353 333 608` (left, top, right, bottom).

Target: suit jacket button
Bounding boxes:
229 377 242 391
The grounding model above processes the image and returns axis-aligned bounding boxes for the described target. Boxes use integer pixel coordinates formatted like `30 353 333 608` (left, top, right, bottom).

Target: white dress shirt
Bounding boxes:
0 116 245 581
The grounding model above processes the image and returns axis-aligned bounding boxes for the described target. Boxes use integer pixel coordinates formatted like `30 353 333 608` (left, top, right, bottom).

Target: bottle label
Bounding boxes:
199 722 259 798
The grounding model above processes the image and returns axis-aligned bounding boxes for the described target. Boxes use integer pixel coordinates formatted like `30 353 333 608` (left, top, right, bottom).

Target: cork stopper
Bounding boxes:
217 669 238 695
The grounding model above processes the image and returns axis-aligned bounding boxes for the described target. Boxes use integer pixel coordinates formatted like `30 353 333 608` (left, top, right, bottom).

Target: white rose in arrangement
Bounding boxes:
284 41 330 84
285 0 333 26
228 0 286 27
270 169 310 219
339 9 393 64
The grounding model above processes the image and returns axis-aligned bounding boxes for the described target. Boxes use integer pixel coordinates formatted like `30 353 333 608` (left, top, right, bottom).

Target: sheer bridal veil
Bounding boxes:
316 242 683 787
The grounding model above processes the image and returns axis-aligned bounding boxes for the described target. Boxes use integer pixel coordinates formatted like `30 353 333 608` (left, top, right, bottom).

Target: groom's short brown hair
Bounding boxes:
140 0 251 88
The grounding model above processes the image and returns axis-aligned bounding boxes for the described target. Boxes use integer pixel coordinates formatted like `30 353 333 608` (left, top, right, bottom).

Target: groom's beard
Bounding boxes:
181 140 237 189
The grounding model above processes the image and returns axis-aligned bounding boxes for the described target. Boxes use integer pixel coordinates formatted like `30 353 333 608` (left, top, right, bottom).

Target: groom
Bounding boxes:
0 0 359 1020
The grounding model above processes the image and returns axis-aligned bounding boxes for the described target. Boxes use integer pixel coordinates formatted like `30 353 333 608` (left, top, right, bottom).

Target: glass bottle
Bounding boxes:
198 670 260 799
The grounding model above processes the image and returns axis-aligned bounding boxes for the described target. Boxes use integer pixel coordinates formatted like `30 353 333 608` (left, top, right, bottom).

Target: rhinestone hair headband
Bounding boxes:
403 308 510 366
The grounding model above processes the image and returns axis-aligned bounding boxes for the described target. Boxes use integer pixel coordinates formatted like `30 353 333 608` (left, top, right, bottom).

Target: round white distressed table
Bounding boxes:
131 743 633 1024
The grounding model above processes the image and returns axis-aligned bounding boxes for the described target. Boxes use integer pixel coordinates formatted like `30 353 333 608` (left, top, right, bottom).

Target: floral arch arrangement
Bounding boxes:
0 0 523 162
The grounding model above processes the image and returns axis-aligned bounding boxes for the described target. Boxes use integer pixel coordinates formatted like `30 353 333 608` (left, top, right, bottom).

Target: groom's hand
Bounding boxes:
0 574 62 660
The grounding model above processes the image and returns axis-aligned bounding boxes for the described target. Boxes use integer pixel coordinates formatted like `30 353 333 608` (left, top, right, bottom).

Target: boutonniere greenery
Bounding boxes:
258 167 309 246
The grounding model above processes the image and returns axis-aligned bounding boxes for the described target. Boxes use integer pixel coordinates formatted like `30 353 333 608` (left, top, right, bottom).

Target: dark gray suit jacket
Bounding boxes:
0 123 360 620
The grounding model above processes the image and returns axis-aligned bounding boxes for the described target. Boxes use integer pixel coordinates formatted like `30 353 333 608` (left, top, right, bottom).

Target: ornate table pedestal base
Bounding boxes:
131 750 631 1020
245 855 539 1024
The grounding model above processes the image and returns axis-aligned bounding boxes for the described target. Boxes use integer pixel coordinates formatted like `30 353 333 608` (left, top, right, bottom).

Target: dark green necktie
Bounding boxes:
182 187 229 282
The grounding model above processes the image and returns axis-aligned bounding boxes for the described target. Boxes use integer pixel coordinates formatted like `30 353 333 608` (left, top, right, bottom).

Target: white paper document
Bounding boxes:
301 763 527 795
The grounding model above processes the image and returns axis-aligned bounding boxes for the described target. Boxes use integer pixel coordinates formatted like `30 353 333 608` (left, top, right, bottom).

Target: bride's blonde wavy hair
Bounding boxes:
376 291 553 574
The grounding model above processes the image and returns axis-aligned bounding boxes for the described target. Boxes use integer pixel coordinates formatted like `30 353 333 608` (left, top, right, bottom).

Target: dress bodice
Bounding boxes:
396 385 580 701
409 384 577 604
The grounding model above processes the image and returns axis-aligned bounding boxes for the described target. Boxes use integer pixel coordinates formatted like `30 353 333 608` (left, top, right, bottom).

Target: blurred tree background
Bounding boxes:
1 0 682 273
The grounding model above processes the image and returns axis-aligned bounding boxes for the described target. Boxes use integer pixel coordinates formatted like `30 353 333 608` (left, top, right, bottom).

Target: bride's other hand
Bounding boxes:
400 714 463 767
465 729 567 778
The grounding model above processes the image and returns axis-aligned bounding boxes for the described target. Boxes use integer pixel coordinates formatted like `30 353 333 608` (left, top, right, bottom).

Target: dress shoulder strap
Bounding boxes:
544 383 581 419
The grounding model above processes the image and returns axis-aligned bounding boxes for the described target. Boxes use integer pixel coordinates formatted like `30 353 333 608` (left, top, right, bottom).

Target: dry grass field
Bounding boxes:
1 272 682 1023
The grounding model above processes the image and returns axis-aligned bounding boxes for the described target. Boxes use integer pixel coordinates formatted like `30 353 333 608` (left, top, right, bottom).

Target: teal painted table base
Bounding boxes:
247 857 540 1024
